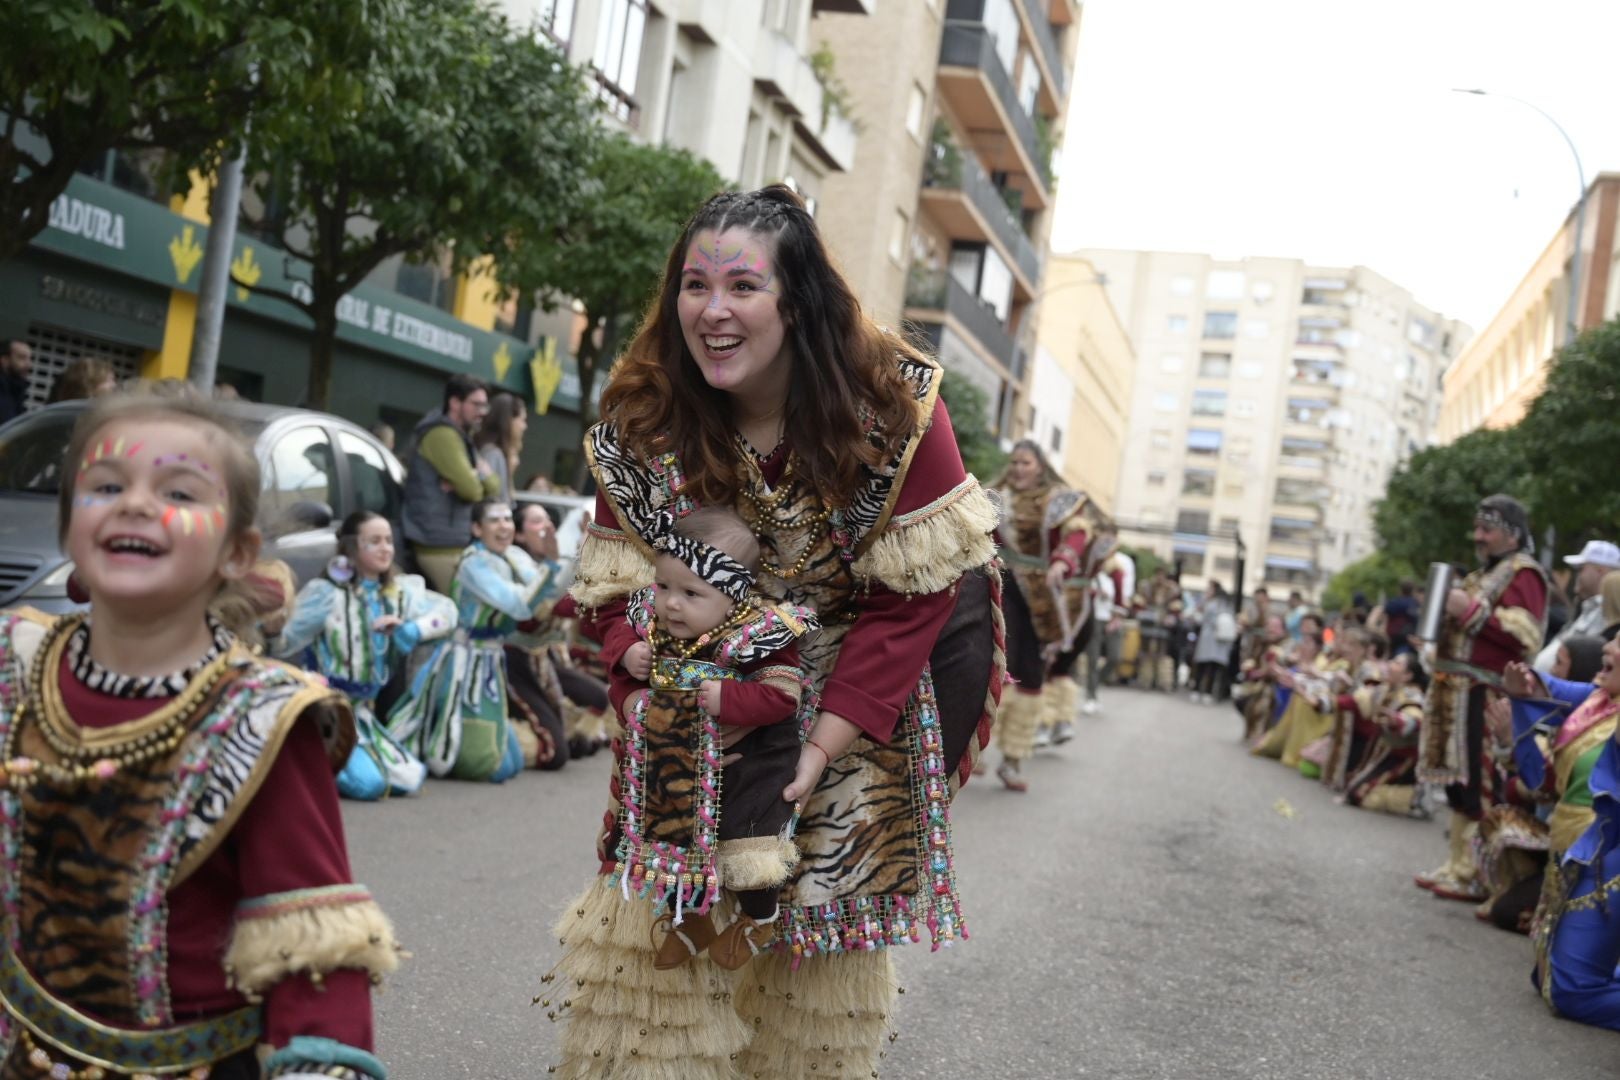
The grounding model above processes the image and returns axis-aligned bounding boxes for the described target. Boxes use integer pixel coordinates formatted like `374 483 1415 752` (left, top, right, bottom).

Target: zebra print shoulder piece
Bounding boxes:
625 586 655 640
714 600 820 669
586 354 942 562
171 653 354 887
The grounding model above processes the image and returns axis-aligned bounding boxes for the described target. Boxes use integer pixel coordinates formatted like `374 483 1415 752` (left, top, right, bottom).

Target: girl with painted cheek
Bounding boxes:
0 393 399 1080
271 511 457 800
386 499 562 782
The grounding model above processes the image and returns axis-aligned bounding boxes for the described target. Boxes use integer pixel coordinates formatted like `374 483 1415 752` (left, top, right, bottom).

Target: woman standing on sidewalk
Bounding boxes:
547 185 1001 1079
990 440 1091 789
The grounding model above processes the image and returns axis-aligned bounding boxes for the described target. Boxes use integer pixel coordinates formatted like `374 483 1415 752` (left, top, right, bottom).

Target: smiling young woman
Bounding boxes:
548 185 1004 1079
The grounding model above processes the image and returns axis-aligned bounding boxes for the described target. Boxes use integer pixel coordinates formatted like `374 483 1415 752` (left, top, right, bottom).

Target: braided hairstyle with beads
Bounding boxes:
599 184 926 509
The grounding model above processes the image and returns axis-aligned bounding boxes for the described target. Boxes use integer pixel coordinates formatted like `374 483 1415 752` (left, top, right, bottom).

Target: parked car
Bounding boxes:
0 400 406 614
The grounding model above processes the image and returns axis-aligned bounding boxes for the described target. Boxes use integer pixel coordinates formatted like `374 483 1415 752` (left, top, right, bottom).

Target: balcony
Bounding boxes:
920 148 1041 291
811 0 874 11
937 23 1051 205
904 267 1016 372
795 108 858 173
1016 0 1068 102
754 30 823 124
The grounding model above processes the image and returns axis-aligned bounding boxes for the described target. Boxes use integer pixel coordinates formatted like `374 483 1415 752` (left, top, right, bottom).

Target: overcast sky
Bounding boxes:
1051 0 1620 330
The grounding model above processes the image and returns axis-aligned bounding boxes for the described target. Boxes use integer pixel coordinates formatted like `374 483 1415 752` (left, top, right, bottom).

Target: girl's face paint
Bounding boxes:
472 507 516 554
67 419 241 612
677 227 789 402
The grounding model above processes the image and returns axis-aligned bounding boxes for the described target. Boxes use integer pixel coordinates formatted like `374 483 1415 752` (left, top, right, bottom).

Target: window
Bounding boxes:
1166 314 1189 334
1174 548 1206 576
1203 311 1238 339
1231 398 1257 419
1151 429 1172 449
1182 469 1215 496
889 209 909 264
1285 397 1328 424
263 426 339 523
1153 392 1179 413
1191 389 1227 417
1218 516 1240 534
592 0 648 122
1016 50 1041 115
982 0 1019 77
1251 280 1275 303
950 244 1012 322
906 83 928 138
1147 470 1167 486
1159 354 1184 373
537 0 576 44
1186 428 1222 456
1170 274 1195 297
1244 319 1270 339
1206 270 1245 300
1237 361 1265 379
1198 352 1231 379
1175 510 1211 535
338 431 401 521
1270 517 1317 544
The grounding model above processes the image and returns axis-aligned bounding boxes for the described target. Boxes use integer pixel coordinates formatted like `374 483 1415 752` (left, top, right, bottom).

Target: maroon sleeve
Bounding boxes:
819 399 973 742
1051 528 1088 576
717 645 803 728
583 493 647 716
1475 568 1550 658
234 717 375 1051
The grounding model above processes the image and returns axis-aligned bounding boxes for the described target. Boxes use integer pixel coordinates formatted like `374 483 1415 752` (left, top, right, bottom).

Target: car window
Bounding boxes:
0 409 80 494
337 431 401 521
262 426 338 526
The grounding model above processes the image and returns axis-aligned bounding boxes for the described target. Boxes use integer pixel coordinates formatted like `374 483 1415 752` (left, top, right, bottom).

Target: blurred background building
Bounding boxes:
1437 172 1620 442
811 0 1081 445
1080 249 1467 598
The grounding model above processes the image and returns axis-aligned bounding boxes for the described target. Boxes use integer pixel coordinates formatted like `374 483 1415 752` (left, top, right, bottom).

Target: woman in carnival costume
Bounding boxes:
1342 650 1430 816
547 185 1002 1079
270 510 455 800
0 391 399 1079
989 439 1090 791
501 501 580 771
388 500 562 782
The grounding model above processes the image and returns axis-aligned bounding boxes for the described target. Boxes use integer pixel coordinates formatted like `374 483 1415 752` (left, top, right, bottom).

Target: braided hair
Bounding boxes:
600 184 925 508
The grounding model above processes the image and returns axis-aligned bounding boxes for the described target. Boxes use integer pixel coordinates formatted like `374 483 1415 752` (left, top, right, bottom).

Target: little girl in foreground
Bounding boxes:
613 507 818 971
0 392 398 1079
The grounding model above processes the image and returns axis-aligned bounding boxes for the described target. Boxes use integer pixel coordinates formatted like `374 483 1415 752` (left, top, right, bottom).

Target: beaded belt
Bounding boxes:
0 947 260 1073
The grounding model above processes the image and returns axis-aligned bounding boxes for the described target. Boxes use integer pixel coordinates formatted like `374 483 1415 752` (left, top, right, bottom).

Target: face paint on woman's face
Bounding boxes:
677 227 790 403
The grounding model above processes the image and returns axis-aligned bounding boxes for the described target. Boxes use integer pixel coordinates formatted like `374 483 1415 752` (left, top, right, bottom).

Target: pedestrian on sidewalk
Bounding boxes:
1191 580 1236 703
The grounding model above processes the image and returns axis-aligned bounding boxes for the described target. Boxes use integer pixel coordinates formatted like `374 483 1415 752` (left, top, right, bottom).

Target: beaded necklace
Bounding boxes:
735 443 831 580
645 599 758 674
1 616 233 789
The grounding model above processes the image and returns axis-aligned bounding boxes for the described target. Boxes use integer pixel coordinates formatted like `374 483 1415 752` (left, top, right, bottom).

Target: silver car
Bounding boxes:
0 400 406 613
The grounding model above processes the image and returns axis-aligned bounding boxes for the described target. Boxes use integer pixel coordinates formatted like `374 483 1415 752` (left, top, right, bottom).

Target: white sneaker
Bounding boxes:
1052 720 1076 744
1081 700 1100 717
1033 726 1053 748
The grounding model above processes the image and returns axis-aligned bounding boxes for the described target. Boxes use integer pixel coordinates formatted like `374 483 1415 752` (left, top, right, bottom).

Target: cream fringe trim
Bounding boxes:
716 837 799 891
572 533 655 609
1042 675 1078 728
224 899 402 999
851 480 998 596
732 948 896 1080
996 689 1042 761
548 878 748 1079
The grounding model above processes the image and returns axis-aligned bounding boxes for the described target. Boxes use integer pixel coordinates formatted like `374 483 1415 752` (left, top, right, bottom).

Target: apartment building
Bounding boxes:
1026 254 1133 515
1437 173 1620 442
811 0 1080 441
1082 250 1467 598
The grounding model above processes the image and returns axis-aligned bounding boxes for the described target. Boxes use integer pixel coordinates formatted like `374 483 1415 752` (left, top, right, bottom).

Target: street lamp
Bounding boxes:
1452 88 1587 345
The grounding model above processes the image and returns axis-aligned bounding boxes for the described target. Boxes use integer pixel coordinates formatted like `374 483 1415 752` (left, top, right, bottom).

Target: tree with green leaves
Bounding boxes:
937 371 1007 482
1372 426 1530 570
1321 550 1418 614
0 0 327 262
492 132 726 460
1515 319 1620 549
237 0 600 409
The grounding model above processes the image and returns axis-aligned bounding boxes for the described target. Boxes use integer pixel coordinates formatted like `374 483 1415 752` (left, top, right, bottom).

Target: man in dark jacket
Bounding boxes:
401 373 496 592
0 339 34 423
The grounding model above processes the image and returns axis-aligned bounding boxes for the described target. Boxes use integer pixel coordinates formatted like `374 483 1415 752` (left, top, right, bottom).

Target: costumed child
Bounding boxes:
1343 650 1429 817
270 510 456 800
611 507 818 971
387 499 561 782
0 391 399 1079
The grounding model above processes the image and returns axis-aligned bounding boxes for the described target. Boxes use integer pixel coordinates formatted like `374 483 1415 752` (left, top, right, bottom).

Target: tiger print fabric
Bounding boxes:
638 690 702 849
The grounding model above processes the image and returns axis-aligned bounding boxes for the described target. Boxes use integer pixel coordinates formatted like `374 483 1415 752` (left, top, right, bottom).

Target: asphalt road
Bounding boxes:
347 686 1619 1078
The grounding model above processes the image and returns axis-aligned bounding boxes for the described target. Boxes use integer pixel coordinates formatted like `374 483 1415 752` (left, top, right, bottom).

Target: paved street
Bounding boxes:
348 688 1619 1078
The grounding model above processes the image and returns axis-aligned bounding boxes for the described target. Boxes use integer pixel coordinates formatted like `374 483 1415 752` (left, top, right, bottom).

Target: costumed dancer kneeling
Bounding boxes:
612 507 818 972
271 510 455 800
547 185 1002 1080
388 500 562 782
991 439 1090 791
0 391 399 1079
